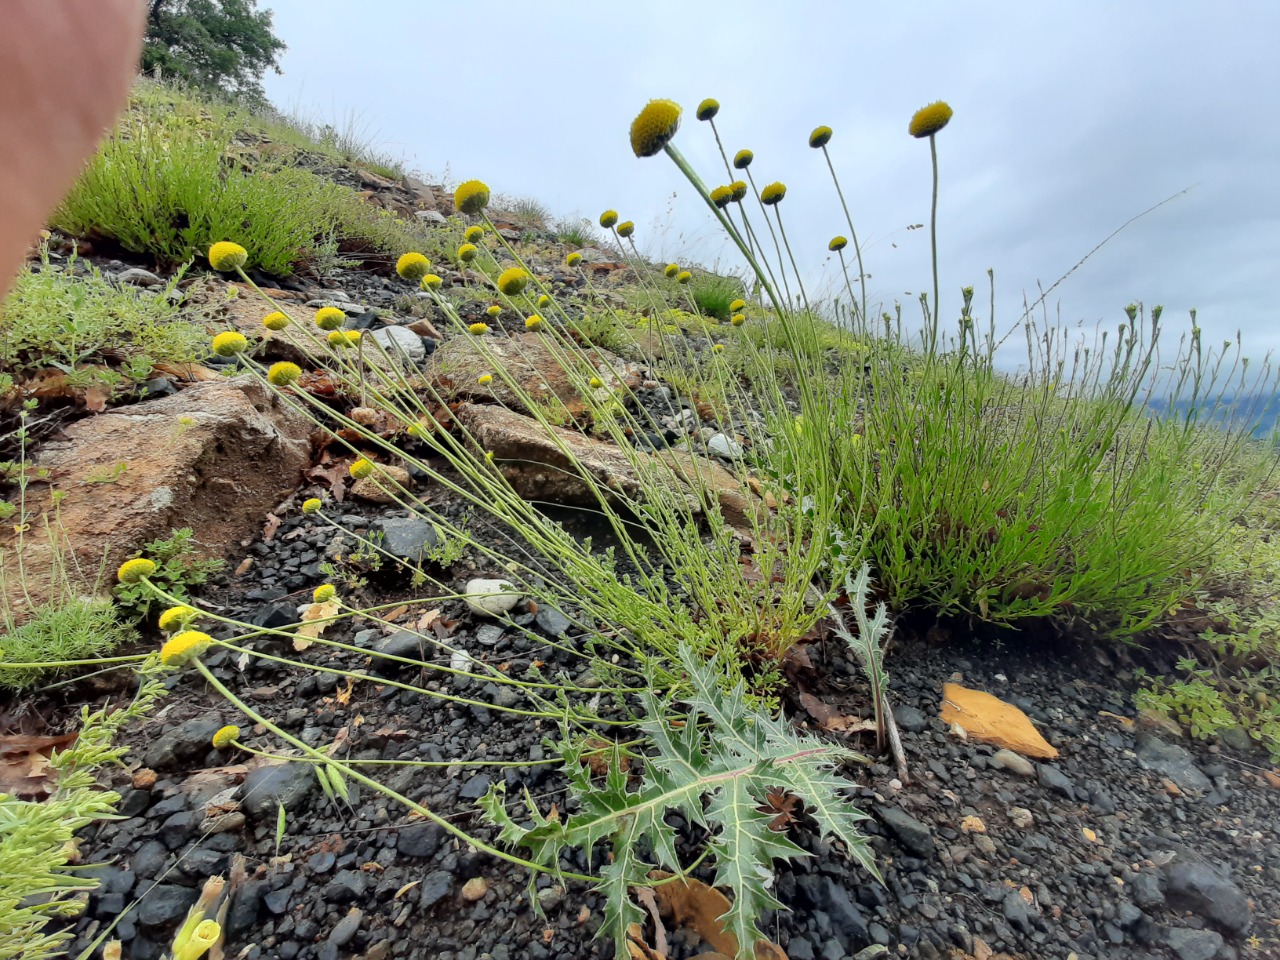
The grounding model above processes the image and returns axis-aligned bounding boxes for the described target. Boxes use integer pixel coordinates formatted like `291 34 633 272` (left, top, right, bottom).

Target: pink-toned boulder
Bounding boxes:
1 377 309 618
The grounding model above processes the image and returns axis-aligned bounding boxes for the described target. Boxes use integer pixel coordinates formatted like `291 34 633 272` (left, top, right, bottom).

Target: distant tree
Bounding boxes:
142 0 286 103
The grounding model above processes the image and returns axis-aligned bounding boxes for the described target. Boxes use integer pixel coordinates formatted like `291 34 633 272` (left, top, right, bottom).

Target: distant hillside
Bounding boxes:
1147 393 1280 439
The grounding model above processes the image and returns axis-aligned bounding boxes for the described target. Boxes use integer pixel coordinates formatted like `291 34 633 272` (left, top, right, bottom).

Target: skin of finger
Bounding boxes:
0 0 146 299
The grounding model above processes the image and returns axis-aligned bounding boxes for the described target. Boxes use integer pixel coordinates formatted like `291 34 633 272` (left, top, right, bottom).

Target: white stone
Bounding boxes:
465 578 521 617
706 432 743 459
370 325 426 363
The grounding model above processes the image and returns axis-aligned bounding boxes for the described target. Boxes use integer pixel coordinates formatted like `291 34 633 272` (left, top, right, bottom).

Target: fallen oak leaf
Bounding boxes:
295 599 340 650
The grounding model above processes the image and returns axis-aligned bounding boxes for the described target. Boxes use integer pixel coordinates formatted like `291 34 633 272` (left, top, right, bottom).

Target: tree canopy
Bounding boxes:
142 0 286 103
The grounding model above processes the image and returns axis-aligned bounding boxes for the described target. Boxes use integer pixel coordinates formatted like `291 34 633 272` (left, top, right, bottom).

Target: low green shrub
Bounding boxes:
687 271 744 320
113 528 224 622
0 247 205 394
0 597 136 691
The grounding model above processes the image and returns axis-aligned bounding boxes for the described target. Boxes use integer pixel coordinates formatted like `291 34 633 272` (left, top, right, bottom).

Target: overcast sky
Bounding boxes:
261 1 1280 378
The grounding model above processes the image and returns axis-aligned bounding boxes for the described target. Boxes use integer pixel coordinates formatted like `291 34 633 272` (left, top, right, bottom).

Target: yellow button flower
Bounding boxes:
267 362 301 386
454 180 491 215
314 307 345 330
422 274 443 291
158 605 197 632
496 267 530 296
616 221 635 239
211 331 248 356
208 242 247 272
599 210 619 229
565 252 582 267
457 243 478 263
909 100 954 138
160 630 212 666
760 182 786 206
302 498 323 515
464 225 485 243
630 98 682 158
809 125 833 148
733 149 753 170
696 98 720 121
396 252 431 282
212 725 240 749
524 314 544 331
349 458 374 479
117 558 156 583
263 311 290 331
313 584 336 603
468 322 489 335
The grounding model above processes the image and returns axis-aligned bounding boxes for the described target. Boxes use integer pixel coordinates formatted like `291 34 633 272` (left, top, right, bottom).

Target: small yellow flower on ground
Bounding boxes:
117 558 156 583
263 311 289 331
589 377 604 389
565 252 582 267
455 179 491 215
349 458 374 479
396 252 431 282
302 498 323 514
158 605 197 632
160 630 212 666
629 98 682 157
313 584 336 603
208 241 247 272
327 329 359 347
464 225 485 243
712 343 725 353
211 331 248 356
478 374 493 385
422 274 443 291
909 100 954 138
468 322 489 335
487 305 502 318
525 314 543 331
267 361 301 386
731 314 745 327
496 267 530 296
537 294 550 308
212 725 240 749
314 306 345 330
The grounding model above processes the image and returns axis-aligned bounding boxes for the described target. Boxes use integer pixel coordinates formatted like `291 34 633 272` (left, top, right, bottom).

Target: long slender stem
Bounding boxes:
821 145 867 325
929 134 941 348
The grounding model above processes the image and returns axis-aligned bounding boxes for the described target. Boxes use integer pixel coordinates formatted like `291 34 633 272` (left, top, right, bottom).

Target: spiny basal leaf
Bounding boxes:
476 646 877 960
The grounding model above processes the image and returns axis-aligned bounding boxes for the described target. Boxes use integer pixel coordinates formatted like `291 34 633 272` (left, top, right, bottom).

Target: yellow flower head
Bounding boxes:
267 361 302 386
829 236 848 252
588 377 604 389
208 242 248 272
327 329 360 348
486 304 502 318
117 558 157 584
496 267 530 296
524 314 544 331
160 630 212 666
176 918 221 960
313 584 337 603
676 270 692 284
314 306 345 330
733 149 753 170
616 221 635 239
710 185 733 209
302 497 323 515
696 98 720 121
349 458 374 479
464 225 485 243
158 605 197 632
455 179 491 215
760 182 787 205
211 331 248 357
664 263 679 279
407 422 428 439
469 321 490 335
712 343 725 353
566 252 582 267
629 98 682 157
422 274 443 291
263 311 290 331
729 298 746 312
212 725 240 749
457 243 478 263
537 294 551 308
729 180 748 202
809 125 833 148
396 252 431 282
731 313 745 327
599 210 619 229
478 373 493 385
909 100 954 138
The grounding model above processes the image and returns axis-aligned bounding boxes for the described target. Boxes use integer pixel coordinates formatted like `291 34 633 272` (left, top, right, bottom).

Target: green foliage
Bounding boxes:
0 666 164 960
142 0 285 105
0 246 205 393
51 101 425 276
113 528 223 620
688 272 745 321
481 646 876 960
0 598 137 691
552 216 598 248
1136 670 1238 741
